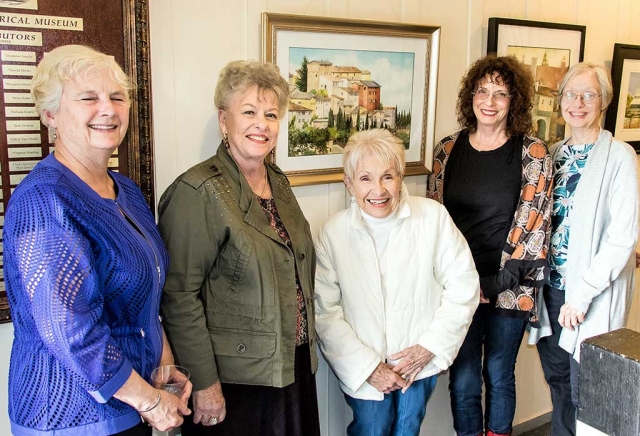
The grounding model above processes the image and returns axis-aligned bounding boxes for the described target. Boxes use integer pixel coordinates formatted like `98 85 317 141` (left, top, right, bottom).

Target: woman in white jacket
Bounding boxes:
314 129 480 436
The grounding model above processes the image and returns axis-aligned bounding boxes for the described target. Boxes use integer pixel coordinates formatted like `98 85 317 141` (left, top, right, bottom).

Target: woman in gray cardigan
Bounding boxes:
533 62 639 436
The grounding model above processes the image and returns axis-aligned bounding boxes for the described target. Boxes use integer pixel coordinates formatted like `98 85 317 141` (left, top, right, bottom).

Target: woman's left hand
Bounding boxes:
388 345 434 393
558 303 586 330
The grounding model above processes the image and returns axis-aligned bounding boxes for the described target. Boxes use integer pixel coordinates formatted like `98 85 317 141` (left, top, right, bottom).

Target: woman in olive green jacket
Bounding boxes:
157 60 319 436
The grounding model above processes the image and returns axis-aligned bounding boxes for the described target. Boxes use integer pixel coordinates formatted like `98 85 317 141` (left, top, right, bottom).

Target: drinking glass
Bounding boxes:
150 365 190 396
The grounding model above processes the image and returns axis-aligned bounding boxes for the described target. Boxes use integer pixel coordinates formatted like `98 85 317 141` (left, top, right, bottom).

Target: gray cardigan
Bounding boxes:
530 129 638 361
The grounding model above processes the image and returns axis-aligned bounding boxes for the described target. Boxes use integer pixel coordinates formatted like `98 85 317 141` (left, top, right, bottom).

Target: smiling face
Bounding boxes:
345 152 403 219
473 73 511 132
560 70 602 134
46 69 130 155
218 85 280 166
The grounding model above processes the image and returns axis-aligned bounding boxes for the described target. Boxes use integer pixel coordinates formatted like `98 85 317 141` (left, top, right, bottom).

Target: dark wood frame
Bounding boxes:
487 17 586 60
123 0 155 206
604 43 640 153
0 0 154 324
487 17 586 143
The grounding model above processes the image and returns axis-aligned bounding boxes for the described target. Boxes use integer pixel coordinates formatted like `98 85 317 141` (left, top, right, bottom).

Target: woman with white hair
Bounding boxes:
314 129 480 436
4 45 191 436
533 62 639 436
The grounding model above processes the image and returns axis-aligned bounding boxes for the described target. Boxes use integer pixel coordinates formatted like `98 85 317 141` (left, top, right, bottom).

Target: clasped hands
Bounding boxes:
366 345 434 394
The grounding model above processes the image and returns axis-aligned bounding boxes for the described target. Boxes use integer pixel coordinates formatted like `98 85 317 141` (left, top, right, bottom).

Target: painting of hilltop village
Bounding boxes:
507 46 571 144
623 72 640 130
287 47 415 157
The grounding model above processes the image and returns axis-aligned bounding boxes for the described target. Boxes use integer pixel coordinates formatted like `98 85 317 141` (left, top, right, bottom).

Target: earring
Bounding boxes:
48 127 57 143
223 132 229 148
350 196 356 204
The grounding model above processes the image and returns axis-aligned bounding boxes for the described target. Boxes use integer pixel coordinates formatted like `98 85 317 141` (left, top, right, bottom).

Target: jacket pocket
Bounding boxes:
226 233 252 290
208 327 276 358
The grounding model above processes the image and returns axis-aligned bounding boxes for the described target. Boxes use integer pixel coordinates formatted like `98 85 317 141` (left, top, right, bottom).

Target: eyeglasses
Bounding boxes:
472 88 511 102
560 91 600 104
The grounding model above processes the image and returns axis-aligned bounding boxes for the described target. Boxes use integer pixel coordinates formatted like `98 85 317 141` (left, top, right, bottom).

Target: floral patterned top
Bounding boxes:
427 131 553 322
258 196 309 346
549 142 595 290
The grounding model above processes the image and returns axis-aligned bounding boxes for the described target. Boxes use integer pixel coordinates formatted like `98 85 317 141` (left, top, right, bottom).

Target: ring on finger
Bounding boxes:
209 417 218 425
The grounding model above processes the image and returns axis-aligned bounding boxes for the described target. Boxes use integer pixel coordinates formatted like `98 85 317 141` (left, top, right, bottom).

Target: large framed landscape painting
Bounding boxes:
488 18 586 145
262 13 440 186
604 43 640 152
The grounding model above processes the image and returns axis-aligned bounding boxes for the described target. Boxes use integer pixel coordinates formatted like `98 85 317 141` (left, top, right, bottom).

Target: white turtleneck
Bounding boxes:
360 207 398 299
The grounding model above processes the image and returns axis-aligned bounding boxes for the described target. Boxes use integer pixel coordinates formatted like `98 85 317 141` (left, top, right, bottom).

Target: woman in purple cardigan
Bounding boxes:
4 45 191 436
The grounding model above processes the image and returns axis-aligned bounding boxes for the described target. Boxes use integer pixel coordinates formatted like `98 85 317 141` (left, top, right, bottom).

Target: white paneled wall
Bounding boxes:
0 1 639 435
145 1 640 435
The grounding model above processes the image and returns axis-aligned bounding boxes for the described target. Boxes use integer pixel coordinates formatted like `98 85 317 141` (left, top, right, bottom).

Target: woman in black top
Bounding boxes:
427 55 553 436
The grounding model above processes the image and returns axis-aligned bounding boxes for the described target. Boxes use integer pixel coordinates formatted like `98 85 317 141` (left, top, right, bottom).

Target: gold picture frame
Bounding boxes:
262 13 440 186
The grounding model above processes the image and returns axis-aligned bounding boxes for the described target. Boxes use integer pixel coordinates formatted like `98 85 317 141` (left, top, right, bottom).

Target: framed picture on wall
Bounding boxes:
262 13 440 186
604 43 640 152
487 18 586 145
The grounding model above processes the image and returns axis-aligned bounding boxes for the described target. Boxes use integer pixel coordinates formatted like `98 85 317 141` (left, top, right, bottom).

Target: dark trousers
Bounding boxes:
449 305 527 436
536 286 579 436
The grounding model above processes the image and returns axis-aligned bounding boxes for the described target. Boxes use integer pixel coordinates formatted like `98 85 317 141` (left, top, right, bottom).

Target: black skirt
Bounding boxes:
180 343 320 436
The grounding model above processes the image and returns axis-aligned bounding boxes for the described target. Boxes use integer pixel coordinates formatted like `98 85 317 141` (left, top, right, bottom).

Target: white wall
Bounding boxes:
145 1 640 435
0 0 639 435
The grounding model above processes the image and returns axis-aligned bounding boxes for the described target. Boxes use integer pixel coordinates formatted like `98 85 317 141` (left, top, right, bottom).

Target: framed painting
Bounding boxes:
487 18 586 144
0 0 153 323
262 13 440 186
604 43 640 152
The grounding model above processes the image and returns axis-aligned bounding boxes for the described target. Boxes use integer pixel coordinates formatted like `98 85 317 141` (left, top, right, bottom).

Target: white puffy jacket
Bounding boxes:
314 189 480 400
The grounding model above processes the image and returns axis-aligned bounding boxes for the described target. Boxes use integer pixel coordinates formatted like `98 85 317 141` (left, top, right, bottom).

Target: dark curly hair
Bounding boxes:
456 54 534 136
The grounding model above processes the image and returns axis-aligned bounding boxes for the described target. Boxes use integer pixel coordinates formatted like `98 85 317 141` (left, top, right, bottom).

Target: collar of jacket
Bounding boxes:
349 181 411 229
215 141 293 214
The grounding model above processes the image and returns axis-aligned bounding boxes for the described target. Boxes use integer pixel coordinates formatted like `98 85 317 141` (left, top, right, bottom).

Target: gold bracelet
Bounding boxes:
137 390 161 413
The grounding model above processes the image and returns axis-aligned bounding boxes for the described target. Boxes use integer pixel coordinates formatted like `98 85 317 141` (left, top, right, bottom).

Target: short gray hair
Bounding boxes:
31 45 132 126
214 60 289 115
559 62 613 112
343 129 406 181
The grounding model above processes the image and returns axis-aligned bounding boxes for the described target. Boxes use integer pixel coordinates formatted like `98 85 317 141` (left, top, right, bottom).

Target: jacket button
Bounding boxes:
237 343 246 354
299 253 306 260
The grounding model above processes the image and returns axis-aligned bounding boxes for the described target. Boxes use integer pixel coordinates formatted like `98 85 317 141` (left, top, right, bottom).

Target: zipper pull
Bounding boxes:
140 328 145 338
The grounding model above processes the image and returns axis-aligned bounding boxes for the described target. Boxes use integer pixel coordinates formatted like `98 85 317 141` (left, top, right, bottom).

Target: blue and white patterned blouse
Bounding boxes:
548 142 594 289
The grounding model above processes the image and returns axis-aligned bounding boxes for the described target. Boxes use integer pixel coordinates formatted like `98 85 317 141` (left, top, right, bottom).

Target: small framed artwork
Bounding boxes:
487 18 586 144
262 13 440 186
604 43 640 153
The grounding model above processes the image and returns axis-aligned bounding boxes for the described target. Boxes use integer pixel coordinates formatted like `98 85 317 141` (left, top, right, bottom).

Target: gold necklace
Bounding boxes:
259 167 268 198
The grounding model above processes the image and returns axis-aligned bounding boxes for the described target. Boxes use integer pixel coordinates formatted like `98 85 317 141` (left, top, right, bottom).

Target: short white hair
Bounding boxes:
342 129 406 181
31 45 132 126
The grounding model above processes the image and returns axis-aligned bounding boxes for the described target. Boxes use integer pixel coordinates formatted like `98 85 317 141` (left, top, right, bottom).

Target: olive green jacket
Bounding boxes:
157 143 317 391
